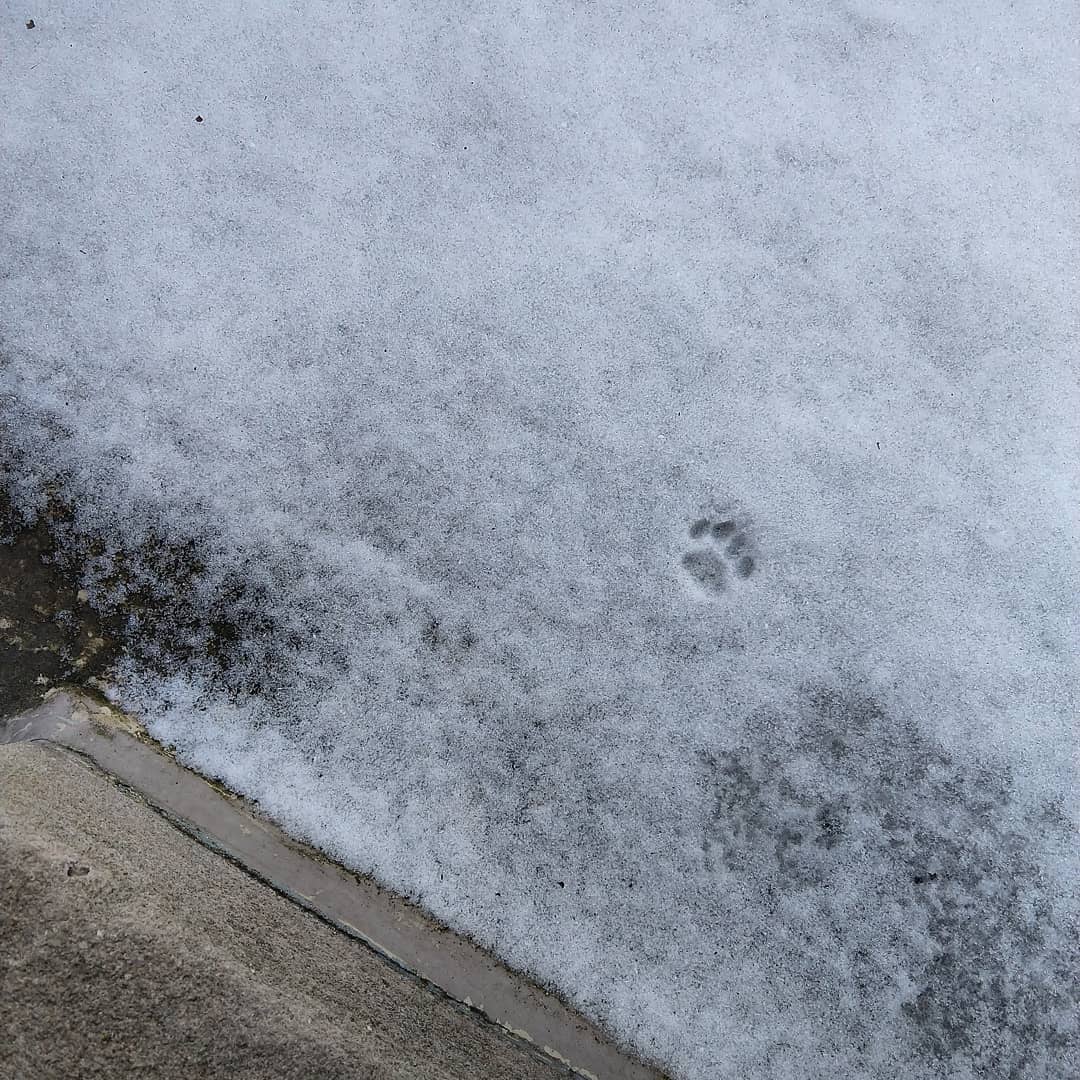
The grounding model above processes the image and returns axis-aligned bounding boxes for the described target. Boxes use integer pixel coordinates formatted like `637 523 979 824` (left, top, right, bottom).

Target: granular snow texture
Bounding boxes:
2 4 1078 1077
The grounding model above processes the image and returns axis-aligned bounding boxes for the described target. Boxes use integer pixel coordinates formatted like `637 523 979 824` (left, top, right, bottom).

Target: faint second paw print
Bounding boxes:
680 515 756 597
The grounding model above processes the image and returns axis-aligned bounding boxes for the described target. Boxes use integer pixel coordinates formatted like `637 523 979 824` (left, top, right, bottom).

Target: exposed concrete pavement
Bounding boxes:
0 739 581 1079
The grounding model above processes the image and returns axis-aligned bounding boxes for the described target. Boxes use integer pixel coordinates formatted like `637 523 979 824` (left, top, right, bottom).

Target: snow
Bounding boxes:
2 3 1078 1076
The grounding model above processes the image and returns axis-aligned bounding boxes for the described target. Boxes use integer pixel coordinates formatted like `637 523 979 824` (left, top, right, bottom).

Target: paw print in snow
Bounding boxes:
680 515 756 596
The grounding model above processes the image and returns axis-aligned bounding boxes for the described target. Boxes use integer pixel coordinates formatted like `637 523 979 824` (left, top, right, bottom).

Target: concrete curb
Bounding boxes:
2 689 665 1080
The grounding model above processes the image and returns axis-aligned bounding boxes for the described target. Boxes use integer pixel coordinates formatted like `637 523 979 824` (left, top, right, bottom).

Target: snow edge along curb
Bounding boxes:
0 688 667 1080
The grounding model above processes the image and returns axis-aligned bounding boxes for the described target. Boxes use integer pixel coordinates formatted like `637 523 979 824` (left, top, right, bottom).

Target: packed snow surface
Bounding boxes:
3 3 1078 1077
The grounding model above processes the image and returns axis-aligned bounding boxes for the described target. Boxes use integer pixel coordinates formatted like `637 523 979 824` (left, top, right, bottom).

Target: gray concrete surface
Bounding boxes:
3 691 663 1080
0 741 579 1080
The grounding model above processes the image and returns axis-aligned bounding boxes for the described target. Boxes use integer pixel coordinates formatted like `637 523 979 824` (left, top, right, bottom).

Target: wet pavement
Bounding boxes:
0 497 120 719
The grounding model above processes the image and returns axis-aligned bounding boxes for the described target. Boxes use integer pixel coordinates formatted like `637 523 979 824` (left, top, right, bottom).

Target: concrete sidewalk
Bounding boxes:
0 740 577 1080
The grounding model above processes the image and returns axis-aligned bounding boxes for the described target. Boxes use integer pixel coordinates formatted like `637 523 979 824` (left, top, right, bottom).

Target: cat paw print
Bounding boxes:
680 515 756 597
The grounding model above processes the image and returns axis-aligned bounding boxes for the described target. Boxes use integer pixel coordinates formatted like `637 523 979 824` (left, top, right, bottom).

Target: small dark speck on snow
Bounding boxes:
195 115 204 123
26 19 36 29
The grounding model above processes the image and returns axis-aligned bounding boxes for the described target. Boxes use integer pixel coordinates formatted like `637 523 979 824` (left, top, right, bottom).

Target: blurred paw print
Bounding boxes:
680 514 756 597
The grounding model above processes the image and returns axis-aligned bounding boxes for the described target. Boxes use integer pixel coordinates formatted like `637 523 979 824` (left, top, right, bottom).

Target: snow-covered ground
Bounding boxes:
3 3 1078 1076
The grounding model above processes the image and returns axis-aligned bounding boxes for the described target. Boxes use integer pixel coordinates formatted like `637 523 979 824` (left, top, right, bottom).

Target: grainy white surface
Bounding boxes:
2 4 1078 1077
